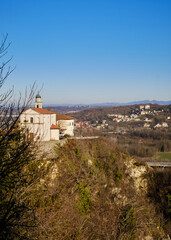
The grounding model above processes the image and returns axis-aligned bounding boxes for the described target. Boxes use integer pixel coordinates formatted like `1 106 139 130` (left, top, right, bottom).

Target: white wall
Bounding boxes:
50 129 59 140
20 109 75 140
57 119 74 136
20 109 57 141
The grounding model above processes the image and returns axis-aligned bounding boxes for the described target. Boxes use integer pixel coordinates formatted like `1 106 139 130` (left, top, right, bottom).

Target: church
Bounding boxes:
20 94 74 141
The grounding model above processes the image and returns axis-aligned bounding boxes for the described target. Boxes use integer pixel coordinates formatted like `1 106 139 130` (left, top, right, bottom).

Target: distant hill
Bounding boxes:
44 100 171 109
44 100 171 108
88 100 171 106
43 100 171 113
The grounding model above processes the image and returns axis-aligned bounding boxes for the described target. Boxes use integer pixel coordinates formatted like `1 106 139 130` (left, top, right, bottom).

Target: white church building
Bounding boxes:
20 94 74 141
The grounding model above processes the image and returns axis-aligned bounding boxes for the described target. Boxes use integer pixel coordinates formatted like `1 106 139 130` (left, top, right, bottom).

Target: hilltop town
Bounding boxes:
69 104 171 135
57 103 171 164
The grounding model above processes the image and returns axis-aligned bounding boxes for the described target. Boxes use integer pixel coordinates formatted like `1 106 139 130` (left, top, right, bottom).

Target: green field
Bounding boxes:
157 152 171 161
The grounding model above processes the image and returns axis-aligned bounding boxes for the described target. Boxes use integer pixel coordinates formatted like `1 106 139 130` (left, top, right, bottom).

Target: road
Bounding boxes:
69 136 99 140
147 161 171 168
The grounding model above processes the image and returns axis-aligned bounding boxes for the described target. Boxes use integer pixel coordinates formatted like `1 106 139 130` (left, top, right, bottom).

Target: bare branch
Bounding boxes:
0 34 14 89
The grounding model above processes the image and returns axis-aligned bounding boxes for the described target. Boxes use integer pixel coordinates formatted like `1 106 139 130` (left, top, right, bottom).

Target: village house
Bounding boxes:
141 110 149 115
144 123 150 128
154 123 162 128
20 94 74 141
162 122 168 128
154 122 168 129
145 104 150 110
140 105 144 110
140 104 150 112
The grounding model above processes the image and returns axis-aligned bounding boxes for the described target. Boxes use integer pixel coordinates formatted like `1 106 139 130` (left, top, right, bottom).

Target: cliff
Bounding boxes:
29 137 170 239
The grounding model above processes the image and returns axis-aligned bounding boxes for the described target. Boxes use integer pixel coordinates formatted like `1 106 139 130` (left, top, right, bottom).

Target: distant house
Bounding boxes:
154 123 162 128
162 122 168 128
145 104 150 110
141 110 148 115
144 123 150 128
154 122 168 128
20 94 74 141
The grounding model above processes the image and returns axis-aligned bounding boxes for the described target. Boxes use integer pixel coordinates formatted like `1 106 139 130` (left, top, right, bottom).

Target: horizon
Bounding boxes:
42 99 171 107
1 0 171 104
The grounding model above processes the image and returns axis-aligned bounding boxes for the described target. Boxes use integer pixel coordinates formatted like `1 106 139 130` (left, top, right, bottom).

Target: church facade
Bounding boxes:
20 94 74 141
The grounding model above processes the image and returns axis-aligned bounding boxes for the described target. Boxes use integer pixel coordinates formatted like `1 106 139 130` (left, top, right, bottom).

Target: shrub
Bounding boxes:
117 205 136 240
76 181 92 214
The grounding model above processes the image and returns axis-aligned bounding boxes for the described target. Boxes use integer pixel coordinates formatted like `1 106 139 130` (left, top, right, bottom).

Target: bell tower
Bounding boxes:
35 93 42 108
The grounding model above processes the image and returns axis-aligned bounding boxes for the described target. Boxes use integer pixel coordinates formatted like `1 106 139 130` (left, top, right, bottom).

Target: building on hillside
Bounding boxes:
140 104 150 110
145 104 150 110
20 94 74 141
144 123 150 128
154 122 168 128
162 122 168 128
154 123 162 128
56 114 74 136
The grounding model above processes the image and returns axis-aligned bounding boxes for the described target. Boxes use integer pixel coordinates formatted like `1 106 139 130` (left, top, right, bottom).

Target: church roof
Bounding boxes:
56 114 74 120
50 124 60 129
31 108 56 114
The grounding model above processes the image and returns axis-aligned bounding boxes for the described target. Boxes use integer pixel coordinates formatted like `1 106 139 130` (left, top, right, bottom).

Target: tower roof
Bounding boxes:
36 93 41 98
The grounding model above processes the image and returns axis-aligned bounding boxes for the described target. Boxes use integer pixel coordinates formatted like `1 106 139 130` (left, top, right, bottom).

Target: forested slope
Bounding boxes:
25 138 170 239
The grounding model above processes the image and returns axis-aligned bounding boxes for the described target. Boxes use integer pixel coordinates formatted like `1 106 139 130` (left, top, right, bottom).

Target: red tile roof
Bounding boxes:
31 108 56 114
50 124 60 129
56 114 74 120
60 128 66 131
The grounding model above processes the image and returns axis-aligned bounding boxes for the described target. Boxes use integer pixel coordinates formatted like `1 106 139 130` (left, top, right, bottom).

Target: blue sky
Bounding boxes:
1 0 171 104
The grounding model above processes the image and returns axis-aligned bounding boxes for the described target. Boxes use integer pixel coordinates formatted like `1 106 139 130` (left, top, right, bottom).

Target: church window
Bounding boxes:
30 117 33 123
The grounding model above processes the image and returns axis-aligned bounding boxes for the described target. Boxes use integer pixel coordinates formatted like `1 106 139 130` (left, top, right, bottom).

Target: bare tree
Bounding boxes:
0 35 38 239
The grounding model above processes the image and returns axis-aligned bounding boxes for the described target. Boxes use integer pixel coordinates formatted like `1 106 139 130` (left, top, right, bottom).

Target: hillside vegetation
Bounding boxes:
1 134 171 239
17 138 170 239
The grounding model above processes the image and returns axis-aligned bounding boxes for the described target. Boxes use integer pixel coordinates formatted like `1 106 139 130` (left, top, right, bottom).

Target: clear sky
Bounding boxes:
1 0 171 104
